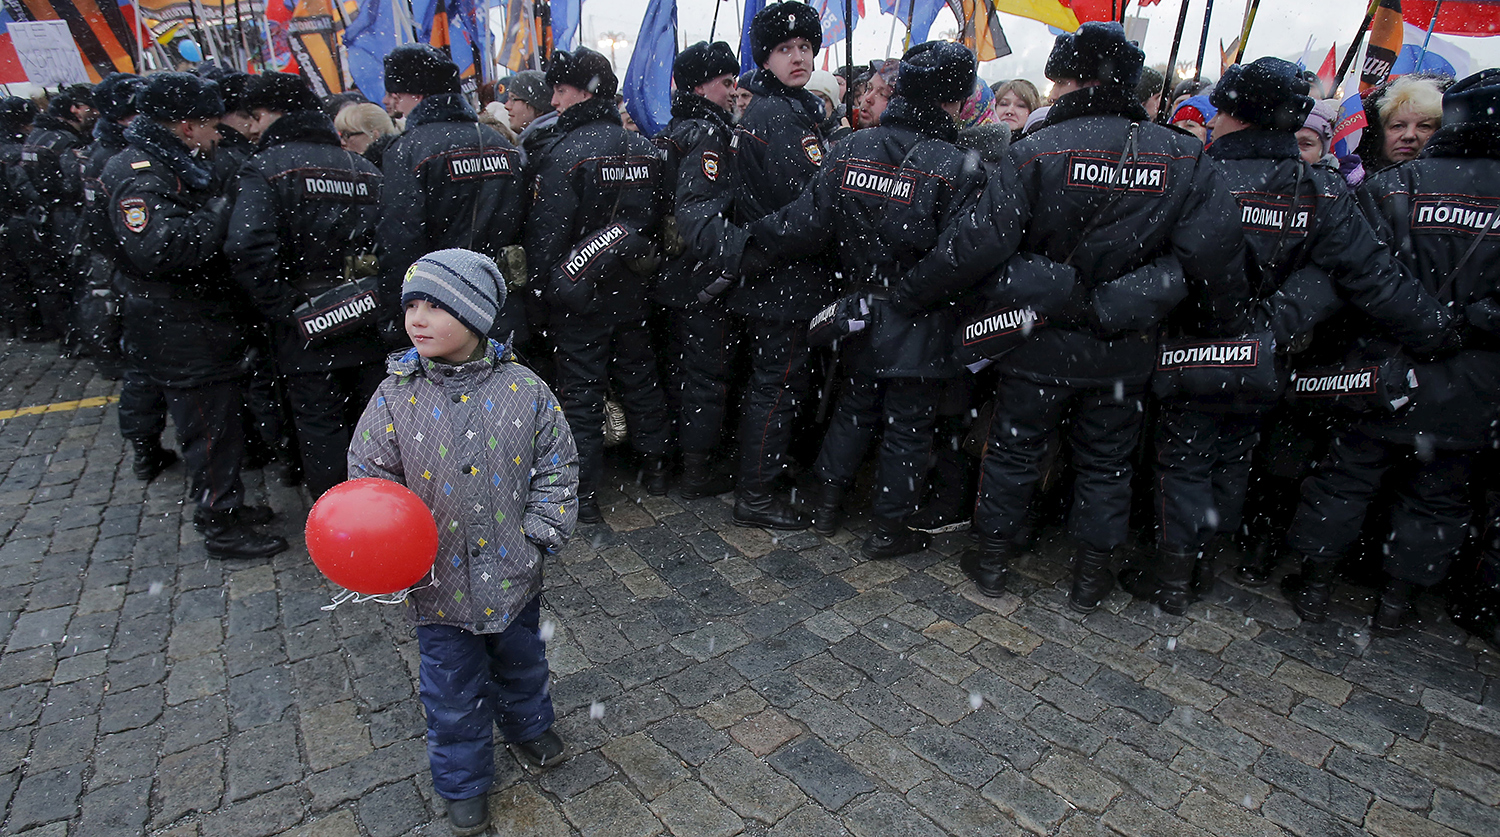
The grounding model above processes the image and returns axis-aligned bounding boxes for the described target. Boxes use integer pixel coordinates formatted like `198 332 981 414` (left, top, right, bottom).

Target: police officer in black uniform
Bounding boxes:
745 41 1011 558
653 40 741 500
1282 70 1500 634
1128 58 1455 615
101 72 286 560
953 23 1250 608
526 46 672 523
19 83 95 342
704 1 837 530
0 96 38 339
377 44 527 342
225 72 385 500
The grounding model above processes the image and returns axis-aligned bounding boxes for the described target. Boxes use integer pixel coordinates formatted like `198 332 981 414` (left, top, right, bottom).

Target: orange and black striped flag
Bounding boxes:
4 0 140 80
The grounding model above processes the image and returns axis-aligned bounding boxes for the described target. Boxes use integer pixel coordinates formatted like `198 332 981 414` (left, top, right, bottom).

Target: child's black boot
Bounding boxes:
445 795 489 836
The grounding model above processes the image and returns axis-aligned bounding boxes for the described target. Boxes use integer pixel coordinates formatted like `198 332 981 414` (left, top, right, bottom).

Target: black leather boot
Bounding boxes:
445 795 490 836
1235 534 1279 587
643 457 671 496
811 482 845 537
1282 555 1335 623
861 517 929 560
132 439 178 482
193 504 275 534
1151 545 1198 616
961 534 1012 598
679 452 733 500
733 490 809 531
1372 578 1416 636
200 513 289 561
577 494 603 524
1070 546 1116 614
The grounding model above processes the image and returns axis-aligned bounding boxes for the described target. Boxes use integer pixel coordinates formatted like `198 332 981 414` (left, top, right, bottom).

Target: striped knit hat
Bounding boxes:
401 249 505 338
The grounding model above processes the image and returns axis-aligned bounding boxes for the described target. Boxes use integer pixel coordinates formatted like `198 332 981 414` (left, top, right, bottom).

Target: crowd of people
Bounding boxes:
3 4 1500 832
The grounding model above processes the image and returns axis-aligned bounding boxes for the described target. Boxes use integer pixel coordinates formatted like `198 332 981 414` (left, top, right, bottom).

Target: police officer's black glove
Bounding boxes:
378 316 409 349
739 241 772 278
1465 297 1500 339
1412 311 1466 362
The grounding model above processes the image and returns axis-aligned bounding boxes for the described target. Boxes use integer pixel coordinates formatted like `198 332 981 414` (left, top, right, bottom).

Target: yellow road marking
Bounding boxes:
0 395 120 421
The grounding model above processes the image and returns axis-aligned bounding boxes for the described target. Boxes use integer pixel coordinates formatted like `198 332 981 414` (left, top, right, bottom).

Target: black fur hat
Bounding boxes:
384 44 461 95
896 40 977 104
0 96 37 135
1211 57 1314 131
546 46 617 99
47 83 94 118
750 2 822 67
1443 68 1500 125
216 71 254 114
94 73 143 122
244 72 321 113
137 72 224 121
674 41 739 92
1044 21 1144 89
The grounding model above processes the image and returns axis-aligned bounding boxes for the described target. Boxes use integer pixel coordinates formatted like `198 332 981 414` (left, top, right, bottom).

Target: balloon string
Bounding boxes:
320 574 437 611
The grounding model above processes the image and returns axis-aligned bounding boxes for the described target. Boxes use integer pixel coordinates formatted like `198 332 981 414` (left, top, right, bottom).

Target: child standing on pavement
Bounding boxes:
347 248 578 836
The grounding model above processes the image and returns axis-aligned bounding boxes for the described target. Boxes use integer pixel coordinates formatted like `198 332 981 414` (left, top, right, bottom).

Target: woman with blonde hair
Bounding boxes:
333 102 400 166
1360 74 1448 172
990 78 1041 139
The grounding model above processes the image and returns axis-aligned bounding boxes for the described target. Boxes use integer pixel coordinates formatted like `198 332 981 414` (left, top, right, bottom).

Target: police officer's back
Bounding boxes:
0 97 38 339
225 72 384 499
19 83 95 340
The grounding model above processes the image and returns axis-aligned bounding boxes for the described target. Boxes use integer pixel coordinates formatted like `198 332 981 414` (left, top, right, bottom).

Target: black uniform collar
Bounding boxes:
1421 122 1500 161
556 96 622 134
256 109 341 151
217 124 254 154
1207 128 1299 161
743 68 826 120
33 111 85 141
880 96 957 143
123 117 215 191
93 118 129 151
1044 85 1149 127
406 92 478 129
669 90 731 132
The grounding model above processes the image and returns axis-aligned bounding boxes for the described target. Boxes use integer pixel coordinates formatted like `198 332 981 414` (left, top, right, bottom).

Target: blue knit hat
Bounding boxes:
401 249 505 337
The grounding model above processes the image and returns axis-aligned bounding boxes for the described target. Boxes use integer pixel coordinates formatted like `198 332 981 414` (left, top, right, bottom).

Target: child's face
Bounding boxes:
405 299 481 364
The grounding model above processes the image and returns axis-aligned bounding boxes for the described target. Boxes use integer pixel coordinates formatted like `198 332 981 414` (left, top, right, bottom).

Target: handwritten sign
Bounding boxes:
9 20 90 88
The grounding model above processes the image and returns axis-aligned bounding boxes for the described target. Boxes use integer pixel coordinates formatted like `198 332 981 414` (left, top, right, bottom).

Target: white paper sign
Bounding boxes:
9 21 91 89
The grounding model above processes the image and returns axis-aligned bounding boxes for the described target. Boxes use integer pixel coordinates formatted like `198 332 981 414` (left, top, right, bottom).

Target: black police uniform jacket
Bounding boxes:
19 113 87 257
1208 129 1450 355
100 117 244 388
226 110 384 375
652 90 737 309
377 93 525 335
747 96 996 379
723 69 836 321
524 96 663 324
998 86 1249 388
0 133 30 266
74 120 131 287
1353 121 1500 450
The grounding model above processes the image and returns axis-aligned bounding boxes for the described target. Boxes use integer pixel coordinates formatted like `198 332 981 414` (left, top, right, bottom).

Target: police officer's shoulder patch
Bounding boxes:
119 198 148 233
801 135 823 166
129 160 151 170
701 150 720 182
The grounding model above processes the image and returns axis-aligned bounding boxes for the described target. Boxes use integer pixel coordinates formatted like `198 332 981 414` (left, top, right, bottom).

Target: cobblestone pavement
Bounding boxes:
1 338 1499 837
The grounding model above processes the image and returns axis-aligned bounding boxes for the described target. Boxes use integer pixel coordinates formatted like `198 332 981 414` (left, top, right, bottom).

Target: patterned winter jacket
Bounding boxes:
347 339 578 634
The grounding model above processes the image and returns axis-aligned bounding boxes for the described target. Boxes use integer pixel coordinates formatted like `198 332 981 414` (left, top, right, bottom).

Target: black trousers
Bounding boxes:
284 364 385 499
118 366 168 444
1153 407 1263 550
163 380 245 514
1286 426 1473 586
735 317 812 493
671 304 740 455
552 315 670 496
976 375 1145 552
815 372 940 522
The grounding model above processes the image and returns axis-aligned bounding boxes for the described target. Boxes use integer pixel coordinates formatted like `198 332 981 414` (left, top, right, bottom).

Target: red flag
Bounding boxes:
1402 0 1500 36
1317 44 1337 94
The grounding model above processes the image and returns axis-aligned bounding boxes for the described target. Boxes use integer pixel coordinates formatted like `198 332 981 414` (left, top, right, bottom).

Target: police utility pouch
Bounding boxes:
807 293 872 348
1152 332 1280 402
292 253 382 345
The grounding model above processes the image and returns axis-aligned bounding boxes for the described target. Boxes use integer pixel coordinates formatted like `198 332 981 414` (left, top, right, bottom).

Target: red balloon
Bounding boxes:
305 479 439 595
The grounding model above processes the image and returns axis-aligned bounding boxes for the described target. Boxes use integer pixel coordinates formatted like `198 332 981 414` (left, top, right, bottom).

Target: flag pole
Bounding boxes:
1333 0 1378 91
845 0 854 112
710 0 723 41
1192 0 1215 84
1414 0 1444 70
902 0 916 50
1158 0 1192 123
131 0 145 72
1231 0 1259 64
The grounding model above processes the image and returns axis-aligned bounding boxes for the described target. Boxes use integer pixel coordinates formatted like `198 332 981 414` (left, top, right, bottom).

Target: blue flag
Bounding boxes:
552 0 581 51
625 0 677 137
814 0 856 44
740 0 766 74
345 0 404 102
